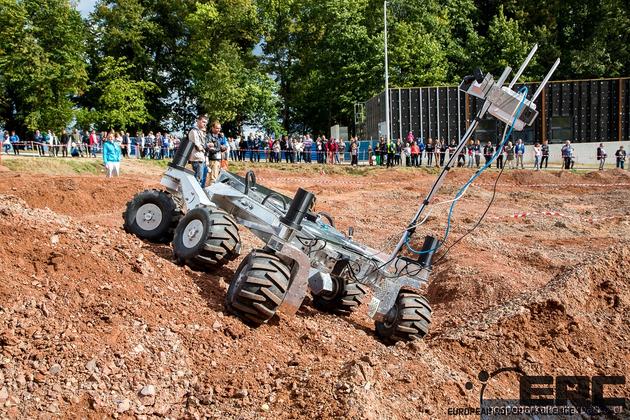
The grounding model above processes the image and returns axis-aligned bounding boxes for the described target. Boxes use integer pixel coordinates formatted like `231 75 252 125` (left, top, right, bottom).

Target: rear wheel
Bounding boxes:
172 207 240 270
123 189 181 243
375 292 431 343
312 277 367 314
226 250 291 325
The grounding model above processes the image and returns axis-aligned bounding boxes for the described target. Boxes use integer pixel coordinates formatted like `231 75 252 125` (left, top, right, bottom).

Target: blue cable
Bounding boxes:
405 86 529 255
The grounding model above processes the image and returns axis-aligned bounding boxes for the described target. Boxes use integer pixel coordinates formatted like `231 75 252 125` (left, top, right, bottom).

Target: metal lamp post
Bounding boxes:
384 1 390 143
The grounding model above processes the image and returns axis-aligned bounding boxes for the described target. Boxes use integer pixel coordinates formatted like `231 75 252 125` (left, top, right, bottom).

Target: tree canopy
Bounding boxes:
0 0 627 137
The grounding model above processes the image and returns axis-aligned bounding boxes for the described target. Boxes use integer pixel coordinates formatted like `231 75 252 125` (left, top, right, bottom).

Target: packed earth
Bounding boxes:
0 159 629 419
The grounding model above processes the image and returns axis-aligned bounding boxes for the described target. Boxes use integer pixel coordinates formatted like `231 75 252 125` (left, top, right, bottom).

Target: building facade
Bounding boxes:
362 78 629 145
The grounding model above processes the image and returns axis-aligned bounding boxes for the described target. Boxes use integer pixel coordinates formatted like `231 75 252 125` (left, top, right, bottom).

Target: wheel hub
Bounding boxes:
136 203 163 231
182 219 204 248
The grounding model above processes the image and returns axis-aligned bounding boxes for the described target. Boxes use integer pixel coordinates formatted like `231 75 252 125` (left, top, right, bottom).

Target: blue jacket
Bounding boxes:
515 143 525 155
103 141 121 164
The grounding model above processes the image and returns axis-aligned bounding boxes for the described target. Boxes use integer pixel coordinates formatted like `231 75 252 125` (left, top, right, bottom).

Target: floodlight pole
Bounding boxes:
384 1 390 142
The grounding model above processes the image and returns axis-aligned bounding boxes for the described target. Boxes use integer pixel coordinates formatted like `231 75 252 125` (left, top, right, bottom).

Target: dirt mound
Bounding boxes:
0 165 628 418
0 174 154 218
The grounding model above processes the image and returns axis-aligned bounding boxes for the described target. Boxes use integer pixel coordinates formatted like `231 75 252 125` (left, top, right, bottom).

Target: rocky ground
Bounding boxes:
0 159 628 418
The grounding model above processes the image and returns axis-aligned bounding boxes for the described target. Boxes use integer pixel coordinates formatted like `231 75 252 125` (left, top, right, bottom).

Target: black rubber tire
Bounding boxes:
312 277 367 314
172 207 240 270
123 189 181 243
375 292 432 343
226 250 291 326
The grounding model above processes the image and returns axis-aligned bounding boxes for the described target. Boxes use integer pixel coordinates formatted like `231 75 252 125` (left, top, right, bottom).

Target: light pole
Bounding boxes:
384 1 390 143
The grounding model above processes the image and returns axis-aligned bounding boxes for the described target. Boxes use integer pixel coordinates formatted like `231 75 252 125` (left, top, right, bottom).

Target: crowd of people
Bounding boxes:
3 126 628 176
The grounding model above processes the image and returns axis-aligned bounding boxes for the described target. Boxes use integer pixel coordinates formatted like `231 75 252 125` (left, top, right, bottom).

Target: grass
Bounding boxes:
1 156 104 175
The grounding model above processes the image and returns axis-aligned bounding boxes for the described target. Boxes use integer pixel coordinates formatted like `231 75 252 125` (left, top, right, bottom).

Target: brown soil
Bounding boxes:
0 164 629 418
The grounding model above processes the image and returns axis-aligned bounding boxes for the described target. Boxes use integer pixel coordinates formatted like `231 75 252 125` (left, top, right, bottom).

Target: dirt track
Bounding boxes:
0 161 629 418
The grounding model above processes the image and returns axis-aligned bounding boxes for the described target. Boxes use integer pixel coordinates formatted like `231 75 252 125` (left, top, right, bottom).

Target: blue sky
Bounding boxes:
77 0 97 17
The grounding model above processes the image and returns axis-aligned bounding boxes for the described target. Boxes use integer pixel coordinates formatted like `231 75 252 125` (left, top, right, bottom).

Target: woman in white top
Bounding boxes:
533 143 542 170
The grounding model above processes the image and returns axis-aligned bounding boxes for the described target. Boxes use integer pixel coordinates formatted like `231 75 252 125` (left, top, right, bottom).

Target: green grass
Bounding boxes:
2 156 104 175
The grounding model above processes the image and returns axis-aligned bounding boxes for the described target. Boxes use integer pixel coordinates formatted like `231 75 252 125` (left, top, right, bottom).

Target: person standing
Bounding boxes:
533 143 542 170
561 140 572 170
206 120 224 184
350 138 358 166
439 139 448 166
473 139 482 168
495 140 504 169
515 139 525 169
504 141 515 169
483 141 494 165
10 130 20 155
615 146 626 169
89 130 98 158
103 131 122 177
60 129 70 157
386 138 395 168
410 141 419 167
540 140 549 169
597 143 607 170
426 138 434 167
188 114 208 186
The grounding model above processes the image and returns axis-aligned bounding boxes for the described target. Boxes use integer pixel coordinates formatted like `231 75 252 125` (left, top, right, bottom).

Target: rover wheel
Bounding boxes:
226 250 291 326
123 189 181 243
172 207 240 270
312 277 367 314
375 292 431 343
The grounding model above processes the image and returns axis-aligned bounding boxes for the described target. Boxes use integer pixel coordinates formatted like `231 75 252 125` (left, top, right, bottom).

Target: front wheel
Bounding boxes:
172 207 240 271
375 292 431 343
122 189 181 243
226 250 291 325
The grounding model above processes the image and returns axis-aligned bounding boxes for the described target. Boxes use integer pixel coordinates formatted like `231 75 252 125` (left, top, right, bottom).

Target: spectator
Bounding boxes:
206 121 224 183
386 138 395 168
597 143 607 170
34 129 44 156
350 138 359 166
10 130 20 155
483 141 494 165
379 137 386 166
272 138 281 163
89 130 98 158
433 139 441 167
188 114 208 186
473 139 482 168
395 139 402 166
466 139 474 168
403 142 411 166
504 141 515 169
2 131 10 153
303 134 312 163
418 138 425 166
60 129 70 157
410 141 419 167
439 139 447 166
515 139 525 169
338 138 345 164
615 145 626 169
561 140 572 170
448 139 456 162
102 131 122 177
540 140 549 169
426 138 434 167
533 142 542 171
457 141 467 168
120 132 129 158
495 140 504 169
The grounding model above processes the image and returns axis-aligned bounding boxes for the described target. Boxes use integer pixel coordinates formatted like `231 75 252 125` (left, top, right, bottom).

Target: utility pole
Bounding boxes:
384 1 390 143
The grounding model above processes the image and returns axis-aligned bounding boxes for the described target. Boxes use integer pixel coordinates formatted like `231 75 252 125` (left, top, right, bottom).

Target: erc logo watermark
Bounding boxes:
447 367 628 417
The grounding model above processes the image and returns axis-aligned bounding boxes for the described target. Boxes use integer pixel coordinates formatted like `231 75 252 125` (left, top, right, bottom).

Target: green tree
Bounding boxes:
89 56 157 130
0 0 87 133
